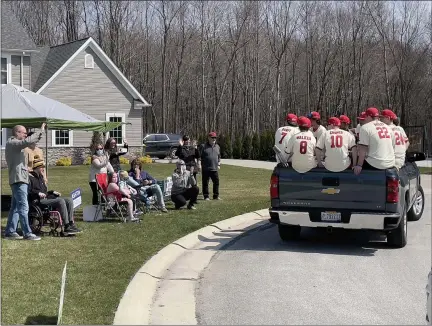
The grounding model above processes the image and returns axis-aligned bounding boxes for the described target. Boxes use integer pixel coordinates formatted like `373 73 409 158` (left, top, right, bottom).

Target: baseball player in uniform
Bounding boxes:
380 109 409 169
353 111 366 142
316 117 357 172
274 113 299 163
307 111 326 141
285 116 317 173
354 107 395 175
340 115 356 138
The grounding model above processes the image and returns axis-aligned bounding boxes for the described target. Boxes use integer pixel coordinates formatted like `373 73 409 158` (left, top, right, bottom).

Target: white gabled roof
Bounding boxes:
36 37 151 107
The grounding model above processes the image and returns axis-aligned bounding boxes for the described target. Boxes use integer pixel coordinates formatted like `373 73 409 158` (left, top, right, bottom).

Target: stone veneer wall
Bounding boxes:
1 146 144 168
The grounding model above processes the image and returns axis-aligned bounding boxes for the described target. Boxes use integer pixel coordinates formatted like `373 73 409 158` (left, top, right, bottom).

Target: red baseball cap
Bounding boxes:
365 107 379 117
307 111 320 120
285 113 298 123
208 132 217 137
339 115 350 124
357 111 366 120
328 117 341 126
380 109 396 120
297 116 311 128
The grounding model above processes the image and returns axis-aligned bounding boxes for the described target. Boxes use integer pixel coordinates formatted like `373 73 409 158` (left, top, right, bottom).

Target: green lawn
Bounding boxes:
1 164 271 325
419 167 432 175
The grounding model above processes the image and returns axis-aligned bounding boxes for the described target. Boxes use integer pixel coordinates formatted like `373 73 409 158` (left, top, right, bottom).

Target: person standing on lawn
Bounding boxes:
89 143 114 205
105 137 128 172
175 135 200 180
199 131 221 200
4 123 46 240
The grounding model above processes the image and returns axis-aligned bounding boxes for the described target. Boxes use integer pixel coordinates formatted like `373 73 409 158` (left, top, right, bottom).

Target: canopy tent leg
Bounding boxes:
45 126 48 178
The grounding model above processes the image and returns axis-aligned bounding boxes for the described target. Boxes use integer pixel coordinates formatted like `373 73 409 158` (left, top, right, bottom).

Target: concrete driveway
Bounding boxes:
196 173 431 325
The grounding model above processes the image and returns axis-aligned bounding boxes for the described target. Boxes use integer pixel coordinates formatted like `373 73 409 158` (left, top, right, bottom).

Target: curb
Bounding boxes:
113 208 270 325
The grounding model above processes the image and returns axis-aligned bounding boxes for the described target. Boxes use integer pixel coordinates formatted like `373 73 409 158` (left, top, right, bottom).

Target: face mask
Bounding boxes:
96 150 104 156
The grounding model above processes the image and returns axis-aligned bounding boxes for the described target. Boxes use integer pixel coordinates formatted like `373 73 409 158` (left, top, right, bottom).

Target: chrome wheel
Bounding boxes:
413 191 423 216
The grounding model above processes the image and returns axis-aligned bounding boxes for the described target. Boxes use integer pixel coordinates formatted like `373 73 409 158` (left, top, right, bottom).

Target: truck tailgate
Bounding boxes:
277 168 390 211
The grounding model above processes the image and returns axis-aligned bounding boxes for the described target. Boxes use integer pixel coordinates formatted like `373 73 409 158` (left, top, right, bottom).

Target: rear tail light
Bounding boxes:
270 175 279 199
386 177 399 203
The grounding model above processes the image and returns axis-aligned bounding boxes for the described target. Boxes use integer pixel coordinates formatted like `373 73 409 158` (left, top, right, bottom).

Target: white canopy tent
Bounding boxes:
1 84 123 171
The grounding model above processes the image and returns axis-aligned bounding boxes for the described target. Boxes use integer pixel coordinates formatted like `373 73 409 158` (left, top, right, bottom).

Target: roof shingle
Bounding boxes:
32 38 89 92
1 4 37 50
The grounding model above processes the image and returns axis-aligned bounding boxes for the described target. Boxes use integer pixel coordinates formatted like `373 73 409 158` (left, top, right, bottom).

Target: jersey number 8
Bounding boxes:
299 140 307 154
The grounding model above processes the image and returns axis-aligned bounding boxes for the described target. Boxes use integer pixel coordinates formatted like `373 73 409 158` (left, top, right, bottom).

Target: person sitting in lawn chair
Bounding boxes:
171 160 199 210
106 173 140 222
127 159 168 213
118 171 145 215
28 156 81 234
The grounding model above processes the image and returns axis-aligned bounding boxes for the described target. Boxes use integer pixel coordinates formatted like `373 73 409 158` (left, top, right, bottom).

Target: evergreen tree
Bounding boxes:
251 133 261 160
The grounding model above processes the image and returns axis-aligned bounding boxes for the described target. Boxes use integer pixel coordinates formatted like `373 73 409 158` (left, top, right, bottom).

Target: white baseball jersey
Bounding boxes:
274 125 300 163
359 120 395 169
390 124 409 168
316 129 356 172
311 125 326 141
355 124 362 139
285 130 317 173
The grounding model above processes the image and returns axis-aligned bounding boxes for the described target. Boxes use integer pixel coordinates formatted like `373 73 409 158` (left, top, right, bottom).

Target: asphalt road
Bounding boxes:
196 182 431 325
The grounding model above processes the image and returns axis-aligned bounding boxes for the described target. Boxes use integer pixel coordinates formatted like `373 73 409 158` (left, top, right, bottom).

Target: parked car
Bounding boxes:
268 152 426 248
143 133 182 159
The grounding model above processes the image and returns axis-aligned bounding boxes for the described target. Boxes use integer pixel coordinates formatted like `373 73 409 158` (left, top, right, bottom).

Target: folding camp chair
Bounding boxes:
95 173 128 222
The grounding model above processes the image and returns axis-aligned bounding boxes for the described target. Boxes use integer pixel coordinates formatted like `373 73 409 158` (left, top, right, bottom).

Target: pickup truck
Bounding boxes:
268 152 426 248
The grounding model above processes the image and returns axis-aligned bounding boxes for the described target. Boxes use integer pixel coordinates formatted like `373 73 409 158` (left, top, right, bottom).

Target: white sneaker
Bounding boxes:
127 217 140 222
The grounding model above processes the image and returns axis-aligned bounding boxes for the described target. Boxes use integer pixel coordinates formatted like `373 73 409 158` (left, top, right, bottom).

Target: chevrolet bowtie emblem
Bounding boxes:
321 188 340 195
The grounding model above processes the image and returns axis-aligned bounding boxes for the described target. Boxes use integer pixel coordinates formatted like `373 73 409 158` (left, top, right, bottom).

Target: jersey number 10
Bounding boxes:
330 135 343 148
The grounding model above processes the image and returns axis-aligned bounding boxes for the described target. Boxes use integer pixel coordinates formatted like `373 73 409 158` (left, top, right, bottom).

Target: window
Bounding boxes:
51 130 73 147
106 113 126 145
144 135 156 142
1 128 7 148
155 134 168 141
84 54 94 69
1 58 7 84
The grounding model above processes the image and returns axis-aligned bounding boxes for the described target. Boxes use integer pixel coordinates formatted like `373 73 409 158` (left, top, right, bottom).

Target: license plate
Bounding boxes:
321 211 341 222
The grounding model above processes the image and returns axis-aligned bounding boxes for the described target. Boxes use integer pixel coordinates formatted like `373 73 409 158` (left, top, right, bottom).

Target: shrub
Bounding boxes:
232 135 243 159
119 156 129 164
222 135 233 159
259 131 276 161
56 157 72 166
138 155 153 164
251 133 261 160
83 157 91 165
242 134 252 159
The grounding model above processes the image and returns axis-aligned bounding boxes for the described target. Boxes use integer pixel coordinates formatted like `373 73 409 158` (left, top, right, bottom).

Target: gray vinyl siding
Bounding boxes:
23 56 30 89
40 47 142 148
11 55 21 85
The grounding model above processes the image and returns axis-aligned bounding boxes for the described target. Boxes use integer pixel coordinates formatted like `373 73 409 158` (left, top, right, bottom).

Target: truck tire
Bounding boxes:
407 185 424 221
278 224 301 241
387 205 407 248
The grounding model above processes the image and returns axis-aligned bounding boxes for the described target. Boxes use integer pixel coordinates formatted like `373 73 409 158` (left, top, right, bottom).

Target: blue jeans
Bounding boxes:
126 177 165 207
5 183 32 236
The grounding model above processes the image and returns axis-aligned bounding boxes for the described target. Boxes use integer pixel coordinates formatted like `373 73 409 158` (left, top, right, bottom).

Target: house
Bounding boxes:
1 5 150 166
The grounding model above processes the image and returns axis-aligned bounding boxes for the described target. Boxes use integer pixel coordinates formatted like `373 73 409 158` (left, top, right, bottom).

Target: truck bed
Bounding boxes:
271 166 399 214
